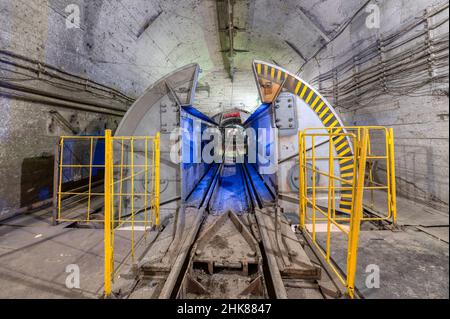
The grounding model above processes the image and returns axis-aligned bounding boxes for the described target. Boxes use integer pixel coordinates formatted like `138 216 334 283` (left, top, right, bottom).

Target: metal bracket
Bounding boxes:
274 92 298 136
160 100 179 133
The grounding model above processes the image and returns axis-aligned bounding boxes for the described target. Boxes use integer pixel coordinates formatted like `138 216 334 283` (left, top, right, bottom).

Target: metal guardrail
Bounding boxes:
298 126 397 298
344 126 397 222
55 129 160 297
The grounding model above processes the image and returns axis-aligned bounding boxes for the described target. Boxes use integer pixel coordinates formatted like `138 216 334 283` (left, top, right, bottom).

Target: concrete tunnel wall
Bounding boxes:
299 0 449 210
0 0 448 220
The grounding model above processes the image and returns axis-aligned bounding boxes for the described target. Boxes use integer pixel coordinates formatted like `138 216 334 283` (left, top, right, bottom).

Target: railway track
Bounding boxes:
112 163 346 299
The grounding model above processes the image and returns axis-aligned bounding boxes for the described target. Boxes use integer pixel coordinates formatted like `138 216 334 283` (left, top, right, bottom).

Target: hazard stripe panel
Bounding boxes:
254 61 355 212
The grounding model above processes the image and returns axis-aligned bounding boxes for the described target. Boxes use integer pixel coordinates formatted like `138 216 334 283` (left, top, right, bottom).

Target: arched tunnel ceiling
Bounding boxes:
2 0 368 114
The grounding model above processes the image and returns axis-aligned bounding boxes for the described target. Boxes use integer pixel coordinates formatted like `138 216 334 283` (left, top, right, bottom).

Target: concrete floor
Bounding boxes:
319 228 449 299
365 189 449 242
0 208 147 298
313 191 449 299
0 192 448 299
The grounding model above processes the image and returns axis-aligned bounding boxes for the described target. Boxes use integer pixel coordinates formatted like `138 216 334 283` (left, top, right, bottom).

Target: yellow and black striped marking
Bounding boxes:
255 61 354 213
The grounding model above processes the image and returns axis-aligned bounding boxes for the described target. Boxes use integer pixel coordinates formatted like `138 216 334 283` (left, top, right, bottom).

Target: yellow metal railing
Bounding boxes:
56 129 161 297
57 135 106 223
298 126 396 298
299 126 397 223
344 126 397 222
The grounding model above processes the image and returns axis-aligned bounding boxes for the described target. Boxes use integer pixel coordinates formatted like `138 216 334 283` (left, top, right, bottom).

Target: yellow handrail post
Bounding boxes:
104 129 113 298
87 138 94 222
346 128 368 298
311 135 316 242
298 131 305 230
57 137 64 223
154 132 161 226
131 137 135 261
326 131 334 262
389 128 397 224
144 137 149 235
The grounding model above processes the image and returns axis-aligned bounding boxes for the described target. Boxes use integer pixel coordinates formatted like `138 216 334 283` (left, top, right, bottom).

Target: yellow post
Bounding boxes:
118 139 125 222
384 128 392 220
298 131 305 230
389 128 397 224
346 128 368 298
326 131 333 262
57 138 64 222
144 138 148 234
104 129 113 298
87 138 94 222
154 132 161 226
367 132 374 209
311 135 316 242
131 137 135 261
110 136 115 278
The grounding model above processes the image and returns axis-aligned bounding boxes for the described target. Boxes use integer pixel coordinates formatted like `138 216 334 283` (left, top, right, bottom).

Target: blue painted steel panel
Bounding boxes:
182 105 219 126
245 163 275 204
244 103 277 197
181 107 217 201
185 163 219 208
208 164 251 215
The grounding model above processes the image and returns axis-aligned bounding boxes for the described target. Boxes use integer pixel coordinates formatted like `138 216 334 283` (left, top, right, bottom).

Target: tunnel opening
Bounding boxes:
181 105 276 215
